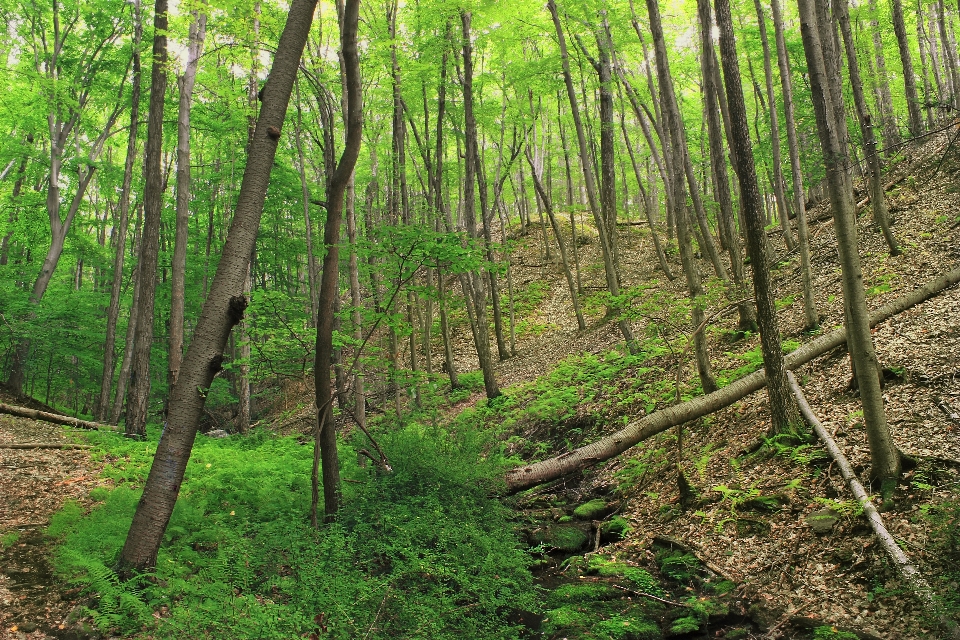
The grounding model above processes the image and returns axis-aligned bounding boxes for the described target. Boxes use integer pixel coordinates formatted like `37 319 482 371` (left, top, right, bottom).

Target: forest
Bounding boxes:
1 0 960 637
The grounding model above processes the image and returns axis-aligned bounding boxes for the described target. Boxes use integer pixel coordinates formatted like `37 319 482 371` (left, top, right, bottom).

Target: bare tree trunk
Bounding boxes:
798 0 901 495
772 0 819 330
97 3 142 421
117 0 327 572
698 4 756 332
869 0 901 149
169 9 207 391
647 0 717 393
123 0 169 437
753 0 795 252
460 10 500 399
891 0 924 138
835 0 901 257
714 0 799 434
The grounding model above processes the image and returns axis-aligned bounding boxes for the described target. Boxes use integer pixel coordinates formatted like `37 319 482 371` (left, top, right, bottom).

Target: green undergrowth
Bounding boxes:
459 346 674 460
50 421 536 639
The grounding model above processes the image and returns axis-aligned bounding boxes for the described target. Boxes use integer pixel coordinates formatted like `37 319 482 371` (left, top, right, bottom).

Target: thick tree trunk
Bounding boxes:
117 0 326 572
771 0 818 330
714 0 799 434
505 264 960 492
124 0 169 437
169 10 207 390
798 0 902 493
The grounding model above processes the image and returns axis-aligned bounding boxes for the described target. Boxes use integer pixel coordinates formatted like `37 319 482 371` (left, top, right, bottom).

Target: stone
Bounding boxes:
805 508 841 534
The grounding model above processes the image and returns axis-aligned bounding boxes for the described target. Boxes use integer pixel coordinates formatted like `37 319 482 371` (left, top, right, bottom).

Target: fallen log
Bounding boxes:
0 443 93 450
505 264 960 493
787 371 960 640
0 403 119 432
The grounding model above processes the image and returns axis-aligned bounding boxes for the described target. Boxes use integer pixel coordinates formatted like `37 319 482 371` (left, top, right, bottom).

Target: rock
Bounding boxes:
748 602 784 631
573 499 613 520
205 429 230 438
805 508 841 534
600 516 633 542
529 525 590 552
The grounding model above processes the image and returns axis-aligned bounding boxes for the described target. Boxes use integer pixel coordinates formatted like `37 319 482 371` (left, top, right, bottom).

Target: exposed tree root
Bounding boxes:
505 264 960 492
787 371 960 639
0 403 119 431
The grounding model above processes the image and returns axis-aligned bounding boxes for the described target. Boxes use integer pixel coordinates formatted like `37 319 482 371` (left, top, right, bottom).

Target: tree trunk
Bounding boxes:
771 0 819 330
798 0 902 494
753 0 795 252
525 149 586 330
714 0 799 434
169 9 207 390
835 0 901 257
890 0 924 138
547 0 635 349
698 2 756 332
97 2 143 421
460 10 500 399
124 0 169 437
647 0 717 394
117 0 327 573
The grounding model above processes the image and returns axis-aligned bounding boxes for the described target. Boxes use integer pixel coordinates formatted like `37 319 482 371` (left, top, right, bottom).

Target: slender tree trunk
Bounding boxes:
526 149 585 330
698 0 755 332
460 10 500 399
891 0 924 138
123 0 169 437
117 0 328 572
869 0 901 150
916 1 937 128
547 0 634 349
771 0 818 330
98 2 142 421
753 0 795 251
836 0 901 257
714 0 799 434
797 0 901 495
169 9 207 392
648 0 717 393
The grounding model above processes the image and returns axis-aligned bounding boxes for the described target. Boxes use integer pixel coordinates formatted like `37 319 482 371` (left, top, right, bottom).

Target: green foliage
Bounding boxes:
1 531 19 549
51 422 536 639
812 626 859 640
654 549 701 584
718 340 801 387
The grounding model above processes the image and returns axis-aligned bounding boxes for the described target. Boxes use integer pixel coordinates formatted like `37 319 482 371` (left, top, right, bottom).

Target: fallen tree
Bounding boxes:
787 371 960 639
0 403 119 431
0 443 93 449
505 264 960 492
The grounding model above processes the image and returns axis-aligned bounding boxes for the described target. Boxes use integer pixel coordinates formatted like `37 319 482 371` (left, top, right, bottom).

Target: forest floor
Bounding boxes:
1 131 959 639
0 392 107 640
479 131 960 639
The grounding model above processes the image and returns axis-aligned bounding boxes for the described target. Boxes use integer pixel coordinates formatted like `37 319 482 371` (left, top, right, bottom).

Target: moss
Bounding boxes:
548 582 619 605
574 499 612 520
531 525 590 552
596 614 662 639
600 516 633 541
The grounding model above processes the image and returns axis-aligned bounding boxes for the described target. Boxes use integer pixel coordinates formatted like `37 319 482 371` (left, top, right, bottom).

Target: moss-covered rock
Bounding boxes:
548 581 619 606
530 524 590 552
573 498 613 520
600 516 633 541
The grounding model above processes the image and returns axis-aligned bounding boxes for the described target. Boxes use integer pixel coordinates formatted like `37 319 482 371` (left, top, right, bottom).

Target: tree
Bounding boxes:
797 0 902 497
117 0 331 572
123 0 169 437
311 0 362 525
712 0 799 434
